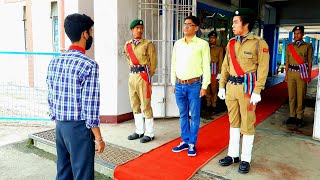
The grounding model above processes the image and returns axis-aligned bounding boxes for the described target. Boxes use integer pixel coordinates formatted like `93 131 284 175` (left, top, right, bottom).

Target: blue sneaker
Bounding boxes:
188 144 196 156
172 142 189 152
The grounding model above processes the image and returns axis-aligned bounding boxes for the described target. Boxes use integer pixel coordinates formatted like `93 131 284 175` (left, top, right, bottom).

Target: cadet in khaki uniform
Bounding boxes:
205 31 223 113
217 9 270 174
284 26 313 128
124 19 157 143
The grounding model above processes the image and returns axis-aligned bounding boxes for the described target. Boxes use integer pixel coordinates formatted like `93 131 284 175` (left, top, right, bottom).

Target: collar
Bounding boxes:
69 45 85 54
129 38 144 43
210 44 215 48
236 32 252 43
184 35 197 43
294 40 305 46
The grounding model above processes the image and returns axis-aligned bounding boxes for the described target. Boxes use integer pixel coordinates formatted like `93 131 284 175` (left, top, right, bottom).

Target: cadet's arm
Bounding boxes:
148 43 157 77
307 44 313 77
219 43 230 89
253 40 270 94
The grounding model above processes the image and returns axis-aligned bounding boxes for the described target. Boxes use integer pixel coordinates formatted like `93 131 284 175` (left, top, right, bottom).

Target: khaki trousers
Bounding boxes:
128 74 153 118
206 79 219 107
287 70 307 119
225 83 256 135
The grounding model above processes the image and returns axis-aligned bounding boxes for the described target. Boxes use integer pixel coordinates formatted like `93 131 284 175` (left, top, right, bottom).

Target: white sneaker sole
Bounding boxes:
172 148 188 152
188 153 197 156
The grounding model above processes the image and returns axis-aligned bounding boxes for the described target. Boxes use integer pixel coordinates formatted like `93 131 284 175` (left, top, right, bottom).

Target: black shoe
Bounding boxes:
128 133 144 140
238 161 251 174
219 156 240 166
283 117 296 125
140 136 154 143
296 119 305 128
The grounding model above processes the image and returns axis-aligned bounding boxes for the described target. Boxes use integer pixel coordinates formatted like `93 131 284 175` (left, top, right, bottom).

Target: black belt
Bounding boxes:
228 75 244 84
289 64 299 70
130 66 146 73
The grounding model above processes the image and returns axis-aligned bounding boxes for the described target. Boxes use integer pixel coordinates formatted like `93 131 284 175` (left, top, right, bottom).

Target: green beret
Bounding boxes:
130 19 143 29
233 8 256 17
292 26 304 33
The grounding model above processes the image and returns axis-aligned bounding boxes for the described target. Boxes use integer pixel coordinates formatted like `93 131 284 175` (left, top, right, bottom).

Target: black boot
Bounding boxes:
238 161 250 174
283 117 296 125
296 118 305 128
219 156 240 166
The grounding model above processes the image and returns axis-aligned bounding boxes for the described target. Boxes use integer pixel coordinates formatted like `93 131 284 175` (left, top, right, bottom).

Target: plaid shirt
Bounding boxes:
46 47 100 128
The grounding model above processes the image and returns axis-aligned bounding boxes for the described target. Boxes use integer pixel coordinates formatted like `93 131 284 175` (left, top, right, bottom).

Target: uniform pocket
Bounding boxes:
241 53 258 65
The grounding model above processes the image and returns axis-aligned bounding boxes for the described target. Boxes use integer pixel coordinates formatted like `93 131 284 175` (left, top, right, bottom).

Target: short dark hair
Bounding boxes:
64 13 94 43
239 15 256 32
184 16 200 26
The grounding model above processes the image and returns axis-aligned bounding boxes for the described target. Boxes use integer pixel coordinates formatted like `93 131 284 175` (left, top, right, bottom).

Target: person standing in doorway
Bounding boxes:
217 9 270 173
47 13 105 180
205 31 224 113
283 26 313 127
171 16 211 156
124 19 157 143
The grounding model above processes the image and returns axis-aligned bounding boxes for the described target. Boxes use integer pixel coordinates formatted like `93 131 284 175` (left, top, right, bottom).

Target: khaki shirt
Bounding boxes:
124 38 157 76
210 45 224 74
220 33 270 94
285 41 313 65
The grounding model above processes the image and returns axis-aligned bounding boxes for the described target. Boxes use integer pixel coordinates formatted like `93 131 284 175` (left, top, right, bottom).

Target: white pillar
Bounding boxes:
63 0 94 58
313 69 320 141
94 0 139 123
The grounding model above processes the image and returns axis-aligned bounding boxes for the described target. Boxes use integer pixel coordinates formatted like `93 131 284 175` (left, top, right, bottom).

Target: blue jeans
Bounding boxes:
175 80 201 146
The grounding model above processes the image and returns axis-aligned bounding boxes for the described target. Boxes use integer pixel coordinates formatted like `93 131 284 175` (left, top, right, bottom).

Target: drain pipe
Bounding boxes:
58 0 65 53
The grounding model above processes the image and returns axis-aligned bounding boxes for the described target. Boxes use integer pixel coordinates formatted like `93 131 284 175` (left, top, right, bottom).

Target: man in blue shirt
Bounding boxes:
46 13 105 180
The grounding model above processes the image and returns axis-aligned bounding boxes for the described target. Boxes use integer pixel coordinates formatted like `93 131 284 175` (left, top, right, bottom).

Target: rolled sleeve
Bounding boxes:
82 63 101 128
171 45 177 86
201 43 211 89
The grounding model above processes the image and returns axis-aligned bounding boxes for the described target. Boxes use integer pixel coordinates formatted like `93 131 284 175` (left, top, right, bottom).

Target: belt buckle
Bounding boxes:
237 77 242 83
182 79 188 84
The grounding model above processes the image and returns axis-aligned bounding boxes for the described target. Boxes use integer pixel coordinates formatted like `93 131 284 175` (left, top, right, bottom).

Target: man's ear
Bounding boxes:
82 31 89 40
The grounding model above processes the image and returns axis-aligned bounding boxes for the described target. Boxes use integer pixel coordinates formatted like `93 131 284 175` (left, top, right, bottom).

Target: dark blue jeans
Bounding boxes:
175 80 201 146
56 121 95 180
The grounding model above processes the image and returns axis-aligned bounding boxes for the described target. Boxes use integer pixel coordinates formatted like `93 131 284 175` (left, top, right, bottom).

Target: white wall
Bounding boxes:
313 71 320 141
117 0 139 115
0 2 25 51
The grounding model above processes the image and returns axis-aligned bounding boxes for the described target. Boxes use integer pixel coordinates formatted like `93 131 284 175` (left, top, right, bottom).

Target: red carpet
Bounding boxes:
114 70 318 180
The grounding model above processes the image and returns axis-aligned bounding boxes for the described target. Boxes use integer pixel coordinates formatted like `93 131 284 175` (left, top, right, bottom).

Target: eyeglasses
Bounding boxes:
184 23 196 27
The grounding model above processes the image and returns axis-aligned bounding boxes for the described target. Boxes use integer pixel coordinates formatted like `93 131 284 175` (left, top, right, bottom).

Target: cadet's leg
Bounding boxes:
219 83 241 166
139 79 154 143
238 88 256 174
212 79 219 108
288 71 297 118
128 75 144 140
296 74 307 127
206 83 212 107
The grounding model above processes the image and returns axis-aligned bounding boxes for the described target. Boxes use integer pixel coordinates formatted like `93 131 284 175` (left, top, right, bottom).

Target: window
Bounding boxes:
51 1 59 52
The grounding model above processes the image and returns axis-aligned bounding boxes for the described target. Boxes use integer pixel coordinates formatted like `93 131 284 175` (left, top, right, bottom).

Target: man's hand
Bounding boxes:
217 88 226 100
216 74 221 80
284 75 288 82
250 93 261 105
171 86 175 93
200 89 206 97
94 139 106 153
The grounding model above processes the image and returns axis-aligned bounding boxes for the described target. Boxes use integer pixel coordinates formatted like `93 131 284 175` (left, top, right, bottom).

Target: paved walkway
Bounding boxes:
0 68 319 179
